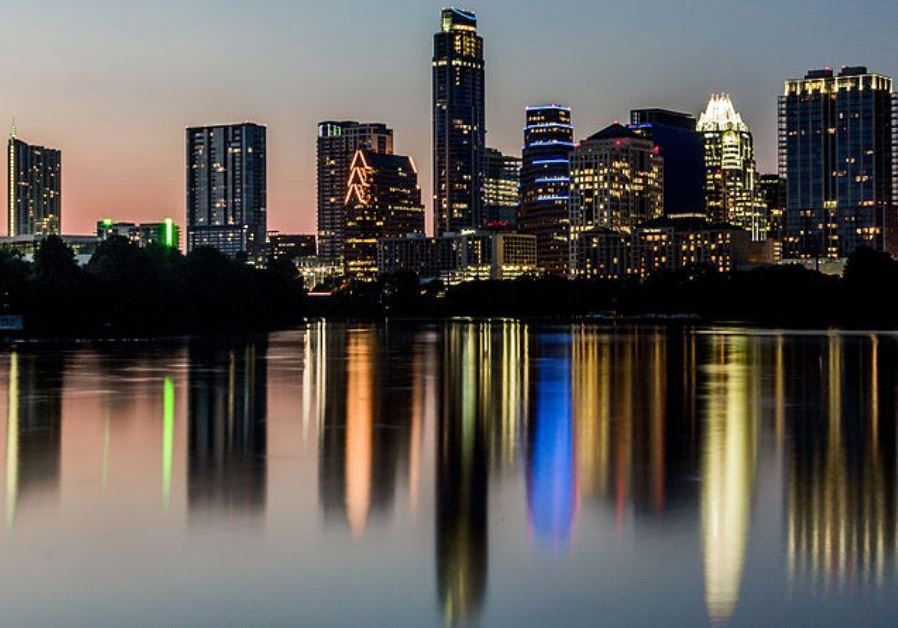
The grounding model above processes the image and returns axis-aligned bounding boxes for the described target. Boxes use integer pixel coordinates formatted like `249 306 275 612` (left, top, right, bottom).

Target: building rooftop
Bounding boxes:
586 123 640 142
696 94 749 133
639 215 745 233
358 149 416 173
441 7 477 31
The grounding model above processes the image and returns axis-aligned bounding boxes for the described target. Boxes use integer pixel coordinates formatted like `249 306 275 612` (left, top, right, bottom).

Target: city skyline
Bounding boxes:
1 1 896 236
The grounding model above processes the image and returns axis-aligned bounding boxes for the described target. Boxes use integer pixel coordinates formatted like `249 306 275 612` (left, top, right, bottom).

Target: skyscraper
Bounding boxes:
779 67 895 259
697 94 764 240
569 123 664 271
629 109 705 216
7 127 61 237
483 148 521 227
186 122 267 258
519 105 574 275
317 122 394 264
433 7 486 235
344 149 424 279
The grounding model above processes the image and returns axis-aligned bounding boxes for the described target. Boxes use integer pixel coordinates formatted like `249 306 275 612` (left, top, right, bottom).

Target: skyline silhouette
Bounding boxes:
1 1 895 236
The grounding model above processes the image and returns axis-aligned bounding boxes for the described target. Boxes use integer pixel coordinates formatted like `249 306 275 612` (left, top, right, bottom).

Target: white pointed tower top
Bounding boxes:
696 94 749 133
9 117 16 141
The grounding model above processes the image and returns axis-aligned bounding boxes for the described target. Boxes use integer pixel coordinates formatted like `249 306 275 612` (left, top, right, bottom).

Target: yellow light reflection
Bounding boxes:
346 331 373 539
5 352 19 528
702 334 757 624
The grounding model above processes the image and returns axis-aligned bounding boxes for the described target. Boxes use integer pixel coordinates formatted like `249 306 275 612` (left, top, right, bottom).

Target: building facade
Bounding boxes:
8 129 61 237
519 105 574 275
266 232 317 262
433 7 486 235
572 216 750 281
186 123 267 258
697 94 764 240
483 148 521 227
629 108 705 216
758 174 787 246
98 219 180 249
344 150 425 279
317 121 394 264
569 124 664 274
779 67 895 259
378 231 537 285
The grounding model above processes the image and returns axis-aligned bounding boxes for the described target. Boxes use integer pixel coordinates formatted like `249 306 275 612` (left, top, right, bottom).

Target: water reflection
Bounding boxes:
527 336 575 549
187 340 268 522
787 334 898 592
701 335 759 624
317 326 417 539
436 323 491 624
3 325 898 625
4 350 65 527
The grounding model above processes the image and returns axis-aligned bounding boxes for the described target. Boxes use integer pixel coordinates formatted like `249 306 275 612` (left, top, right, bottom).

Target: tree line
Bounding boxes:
2 237 895 336
1 236 307 336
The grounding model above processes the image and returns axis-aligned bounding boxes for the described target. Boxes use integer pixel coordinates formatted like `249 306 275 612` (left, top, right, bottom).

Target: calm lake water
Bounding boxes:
1 322 897 626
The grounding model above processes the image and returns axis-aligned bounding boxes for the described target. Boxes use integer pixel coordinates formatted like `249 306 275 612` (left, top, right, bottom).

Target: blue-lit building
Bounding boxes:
519 105 574 275
629 109 705 217
432 7 486 235
779 66 895 259
186 122 267 258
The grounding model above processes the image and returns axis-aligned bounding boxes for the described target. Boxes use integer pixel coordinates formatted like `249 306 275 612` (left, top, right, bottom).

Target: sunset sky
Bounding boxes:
1 0 895 236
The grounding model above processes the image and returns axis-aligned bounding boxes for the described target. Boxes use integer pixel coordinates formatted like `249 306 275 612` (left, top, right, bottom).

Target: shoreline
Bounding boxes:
5 314 898 345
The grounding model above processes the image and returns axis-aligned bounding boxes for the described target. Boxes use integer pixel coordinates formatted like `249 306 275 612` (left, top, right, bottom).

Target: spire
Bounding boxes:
9 117 16 141
696 94 749 133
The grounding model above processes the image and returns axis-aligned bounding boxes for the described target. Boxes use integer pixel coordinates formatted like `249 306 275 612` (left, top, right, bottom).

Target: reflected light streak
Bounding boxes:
162 377 175 511
5 352 19 528
528 345 575 549
346 332 373 540
702 336 757 624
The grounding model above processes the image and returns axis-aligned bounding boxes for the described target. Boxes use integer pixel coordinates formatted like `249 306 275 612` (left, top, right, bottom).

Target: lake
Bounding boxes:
1 322 896 626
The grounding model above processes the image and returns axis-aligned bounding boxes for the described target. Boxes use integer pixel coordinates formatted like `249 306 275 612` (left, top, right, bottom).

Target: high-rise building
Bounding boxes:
317 122 394 264
779 67 895 259
344 149 425 279
758 174 787 243
569 123 664 273
186 123 267 258
483 148 521 227
7 127 61 237
519 105 574 275
433 7 486 235
629 109 705 216
697 94 764 240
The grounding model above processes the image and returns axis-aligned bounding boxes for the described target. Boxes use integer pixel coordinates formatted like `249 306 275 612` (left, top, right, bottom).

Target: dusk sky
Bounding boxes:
1 0 896 236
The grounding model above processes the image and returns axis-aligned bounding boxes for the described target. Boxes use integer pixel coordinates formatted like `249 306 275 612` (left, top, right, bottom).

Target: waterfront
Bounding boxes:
1 322 897 626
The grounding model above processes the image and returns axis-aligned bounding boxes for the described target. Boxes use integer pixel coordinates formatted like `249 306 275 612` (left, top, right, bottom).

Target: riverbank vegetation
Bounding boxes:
1 236 306 336
2 237 896 336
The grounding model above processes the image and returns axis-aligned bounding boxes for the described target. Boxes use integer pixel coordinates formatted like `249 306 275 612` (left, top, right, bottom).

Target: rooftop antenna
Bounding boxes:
9 117 16 140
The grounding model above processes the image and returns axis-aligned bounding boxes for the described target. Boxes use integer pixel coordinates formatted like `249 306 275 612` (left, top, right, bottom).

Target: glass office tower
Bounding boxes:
186 122 267 258
433 7 486 235
779 67 894 259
